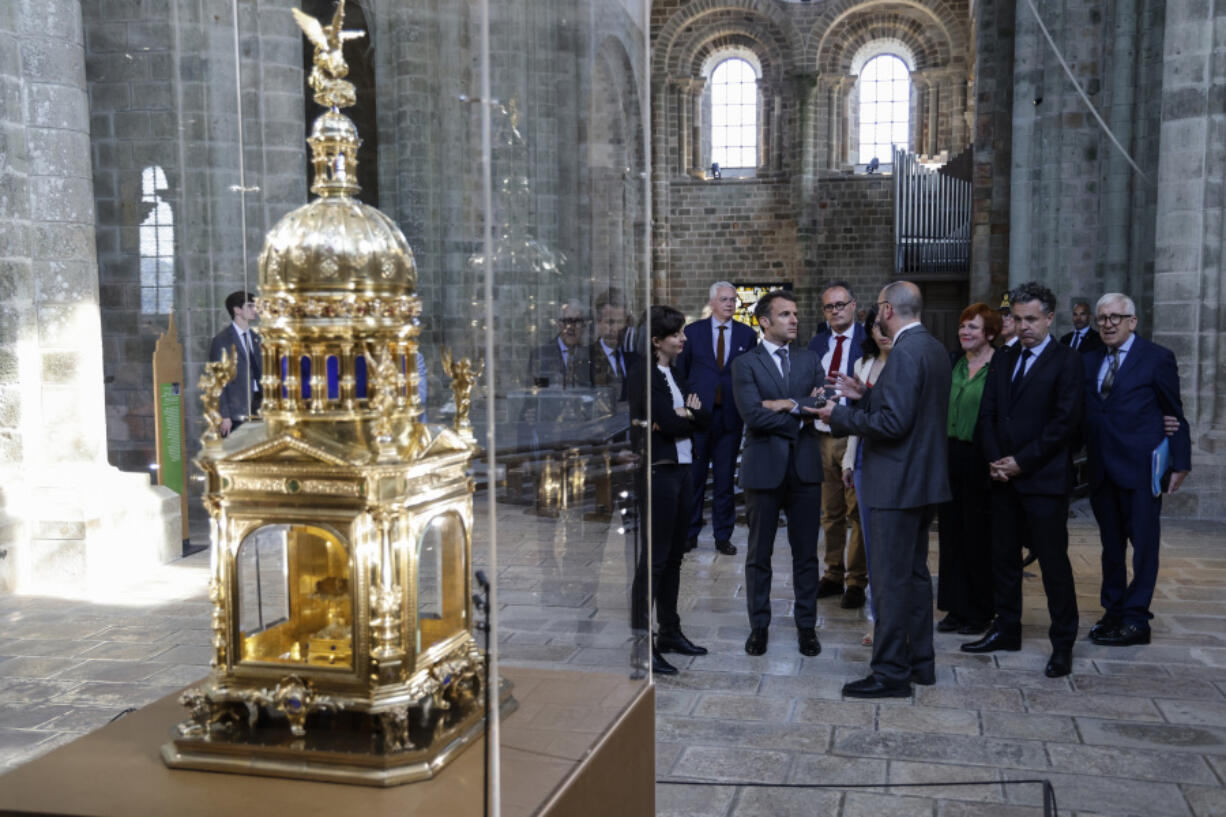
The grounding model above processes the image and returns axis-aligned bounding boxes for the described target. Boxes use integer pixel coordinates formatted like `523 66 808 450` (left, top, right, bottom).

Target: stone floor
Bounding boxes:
0 497 1223 817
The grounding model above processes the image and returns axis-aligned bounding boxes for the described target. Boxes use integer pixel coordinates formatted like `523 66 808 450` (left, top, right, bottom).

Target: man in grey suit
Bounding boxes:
731 290 826 658
818 281 952 698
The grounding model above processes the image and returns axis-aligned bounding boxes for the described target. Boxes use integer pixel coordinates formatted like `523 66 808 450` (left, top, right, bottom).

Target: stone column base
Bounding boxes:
0 466 181 595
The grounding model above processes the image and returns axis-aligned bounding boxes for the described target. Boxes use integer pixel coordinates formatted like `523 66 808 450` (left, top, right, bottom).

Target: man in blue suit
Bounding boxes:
807 281 868 609
677 281 758 556
1082 292 1191 647
208 290 262 436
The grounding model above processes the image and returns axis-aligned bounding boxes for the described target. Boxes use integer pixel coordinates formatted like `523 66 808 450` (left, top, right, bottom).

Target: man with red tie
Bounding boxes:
677 282 758 556
808 282 867 609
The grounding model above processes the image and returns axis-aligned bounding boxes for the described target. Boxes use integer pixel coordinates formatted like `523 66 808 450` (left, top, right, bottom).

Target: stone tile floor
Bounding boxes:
0 497 1223 817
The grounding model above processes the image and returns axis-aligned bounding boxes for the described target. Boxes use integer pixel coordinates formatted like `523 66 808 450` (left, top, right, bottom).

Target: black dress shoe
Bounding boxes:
936 613 962 633
816 578 843 599
956 620 991 635
797 627 821 656
842 674 912 699
911 670 936 686
1092 623 1151 647
652 648 678 675
657 629 708 656
961 627 1021 653
745 627 768 656
1088 615 1122 641
840 586 866 609
684 536 698 553
715 539 737 556
1045 648 1072 678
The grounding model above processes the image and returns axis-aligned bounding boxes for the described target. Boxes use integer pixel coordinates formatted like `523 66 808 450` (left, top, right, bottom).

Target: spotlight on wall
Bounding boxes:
866 157 880 174
710 162 721 179
1033 96 1043 105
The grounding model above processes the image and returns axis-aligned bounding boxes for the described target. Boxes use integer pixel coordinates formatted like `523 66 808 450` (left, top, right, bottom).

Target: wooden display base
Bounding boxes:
0 668 654 817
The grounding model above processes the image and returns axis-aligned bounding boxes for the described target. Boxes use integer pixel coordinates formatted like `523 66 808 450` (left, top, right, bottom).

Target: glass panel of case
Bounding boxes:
236 524 353 669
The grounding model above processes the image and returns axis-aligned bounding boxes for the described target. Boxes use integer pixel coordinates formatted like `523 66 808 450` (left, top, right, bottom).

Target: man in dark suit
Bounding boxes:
208 290 262 436
527 299 592 389
819 281 951 698
677 281 757 556
731 290 824 657
964 281 1083 678
1059 300 1104 354
807 281 868 610
1083 292 1191 647
590 288 637 402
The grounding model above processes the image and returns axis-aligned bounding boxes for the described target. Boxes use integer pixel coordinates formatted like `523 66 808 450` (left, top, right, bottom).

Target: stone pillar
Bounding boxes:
689 78 705 173
1152 0 1226 517
668 76 690 176
0 0 177 593
970 0 1016 303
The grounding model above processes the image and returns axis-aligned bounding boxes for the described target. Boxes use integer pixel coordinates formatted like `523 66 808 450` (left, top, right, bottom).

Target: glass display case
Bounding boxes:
142 0 653 805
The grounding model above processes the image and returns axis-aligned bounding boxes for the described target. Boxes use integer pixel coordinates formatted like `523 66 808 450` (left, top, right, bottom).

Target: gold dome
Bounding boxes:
258 197 417 296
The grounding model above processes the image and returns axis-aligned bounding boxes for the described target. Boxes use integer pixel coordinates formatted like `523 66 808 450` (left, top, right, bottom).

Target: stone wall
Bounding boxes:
1151 0 1226 517
0 0 178 593
1007 0 1164 336
810 175 895 309
660 178 802 320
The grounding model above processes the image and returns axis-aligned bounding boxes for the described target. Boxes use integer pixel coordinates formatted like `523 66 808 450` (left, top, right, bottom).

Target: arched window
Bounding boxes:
857 54 910 164
710 58 758 169
139 166 174 315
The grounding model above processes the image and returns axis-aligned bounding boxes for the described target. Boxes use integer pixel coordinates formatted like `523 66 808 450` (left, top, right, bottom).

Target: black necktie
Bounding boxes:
1010 348 1032 399
613 348 624 379
1071 332 1081 351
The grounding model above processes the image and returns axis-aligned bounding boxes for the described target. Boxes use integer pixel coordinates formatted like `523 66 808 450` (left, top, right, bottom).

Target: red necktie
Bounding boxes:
830 335 846 376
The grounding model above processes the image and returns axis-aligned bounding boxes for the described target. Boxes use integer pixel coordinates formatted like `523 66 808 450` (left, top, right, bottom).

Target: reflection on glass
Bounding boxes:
417 513 466 655
237 524 352 668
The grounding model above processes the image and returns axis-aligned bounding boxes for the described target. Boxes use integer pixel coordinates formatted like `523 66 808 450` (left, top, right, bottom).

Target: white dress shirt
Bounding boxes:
659 365 693 464
1011 333 1051 380
232 321 260 393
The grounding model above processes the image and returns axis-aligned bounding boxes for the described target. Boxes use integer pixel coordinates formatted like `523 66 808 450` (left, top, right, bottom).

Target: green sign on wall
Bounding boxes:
158 382 185 496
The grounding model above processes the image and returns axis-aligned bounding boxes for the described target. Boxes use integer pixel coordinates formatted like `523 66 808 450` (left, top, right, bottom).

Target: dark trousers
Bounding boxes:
937 439 994 623
868 506 936 684
1091 478 1162 629
990 485 1079 649
744 448 821 629
631 464 691 632
687 406 739 541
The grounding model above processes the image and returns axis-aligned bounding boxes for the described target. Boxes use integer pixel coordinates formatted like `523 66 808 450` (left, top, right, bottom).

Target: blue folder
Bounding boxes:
1151 437 1170 497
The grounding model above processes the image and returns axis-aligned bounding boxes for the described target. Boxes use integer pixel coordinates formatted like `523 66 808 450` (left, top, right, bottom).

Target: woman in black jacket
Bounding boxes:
629 305 712 675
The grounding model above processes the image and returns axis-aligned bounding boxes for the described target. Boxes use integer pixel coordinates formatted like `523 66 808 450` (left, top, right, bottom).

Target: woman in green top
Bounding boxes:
936 303 1002 635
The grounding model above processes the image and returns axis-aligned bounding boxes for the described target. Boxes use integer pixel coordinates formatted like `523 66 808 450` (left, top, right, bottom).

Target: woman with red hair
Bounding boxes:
936 303 1002 634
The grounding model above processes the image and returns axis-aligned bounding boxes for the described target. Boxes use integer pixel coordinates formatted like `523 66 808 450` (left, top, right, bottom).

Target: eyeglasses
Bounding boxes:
558 317 587 326
1095 313 1133 326
822 300 853 314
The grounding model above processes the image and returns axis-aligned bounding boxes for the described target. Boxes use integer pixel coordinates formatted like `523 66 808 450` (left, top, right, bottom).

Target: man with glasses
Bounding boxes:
807 282 867 609
1060 300 1103 354
528 299 592 389
1082 293 1191 647
964 282 1082 678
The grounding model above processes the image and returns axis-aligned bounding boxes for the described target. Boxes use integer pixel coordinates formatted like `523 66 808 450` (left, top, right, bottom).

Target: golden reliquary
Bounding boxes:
162 0 511 786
